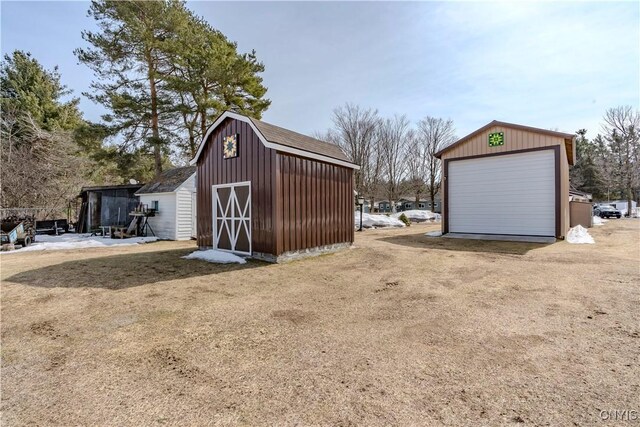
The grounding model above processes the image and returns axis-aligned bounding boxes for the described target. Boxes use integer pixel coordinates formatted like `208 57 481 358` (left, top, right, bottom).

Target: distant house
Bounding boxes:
378 200 393 213
377 196 442 213
77 184 142 233
136 166 196 240
569 189 592 202
397 193 442 213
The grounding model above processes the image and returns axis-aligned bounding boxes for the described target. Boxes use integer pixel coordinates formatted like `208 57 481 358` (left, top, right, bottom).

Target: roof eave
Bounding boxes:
435 120 576 158
190 111 359 170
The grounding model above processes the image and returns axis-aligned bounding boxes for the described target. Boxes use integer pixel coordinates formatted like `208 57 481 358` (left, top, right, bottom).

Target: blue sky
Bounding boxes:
2 1 638 139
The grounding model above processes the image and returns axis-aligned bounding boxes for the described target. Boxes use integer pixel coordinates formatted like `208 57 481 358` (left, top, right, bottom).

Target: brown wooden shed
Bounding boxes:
191 111 359 262
435 121 575 241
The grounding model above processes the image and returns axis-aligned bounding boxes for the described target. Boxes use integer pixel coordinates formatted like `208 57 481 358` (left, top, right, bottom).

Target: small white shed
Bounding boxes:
136 166 196 240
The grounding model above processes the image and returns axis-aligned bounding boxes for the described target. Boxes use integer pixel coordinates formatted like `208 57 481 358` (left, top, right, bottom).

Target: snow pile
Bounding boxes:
592 216 608 226
566 225 595 244
391 210 440 222
355 212 405 229
2 234 158 254
182 249 247 264
425 230 442 237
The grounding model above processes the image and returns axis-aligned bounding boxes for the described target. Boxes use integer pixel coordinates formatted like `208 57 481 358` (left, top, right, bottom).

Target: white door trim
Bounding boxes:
212 181 252 255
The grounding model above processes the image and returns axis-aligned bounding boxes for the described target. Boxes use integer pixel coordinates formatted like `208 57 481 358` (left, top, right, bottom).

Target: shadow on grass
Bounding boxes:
6 248 266 290
378 232 552 255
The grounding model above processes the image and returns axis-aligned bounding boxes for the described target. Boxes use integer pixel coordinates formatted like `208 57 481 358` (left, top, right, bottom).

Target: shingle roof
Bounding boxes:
136 166 196 194
249 117 350 162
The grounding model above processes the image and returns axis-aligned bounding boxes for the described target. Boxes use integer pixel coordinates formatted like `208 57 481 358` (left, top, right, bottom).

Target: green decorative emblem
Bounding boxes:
223 134 239 159
488 132 504 147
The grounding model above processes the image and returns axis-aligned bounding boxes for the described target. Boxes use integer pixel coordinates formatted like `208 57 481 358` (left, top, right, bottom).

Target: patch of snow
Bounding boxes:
182 249 247 264
425 231 442 237
566 225 595 244
592 216 608 226
354 212 405 229
1 234 158 254
391 210 441 222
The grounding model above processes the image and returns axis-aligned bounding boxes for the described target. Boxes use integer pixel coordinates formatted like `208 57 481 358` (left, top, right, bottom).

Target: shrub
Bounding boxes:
398 213 411 226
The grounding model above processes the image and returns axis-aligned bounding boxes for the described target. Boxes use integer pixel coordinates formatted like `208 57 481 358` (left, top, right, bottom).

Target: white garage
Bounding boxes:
436 121 575 240
448 149 556 236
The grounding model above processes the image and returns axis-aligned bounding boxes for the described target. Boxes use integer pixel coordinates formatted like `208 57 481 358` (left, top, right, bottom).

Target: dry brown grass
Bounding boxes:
1 220 639 426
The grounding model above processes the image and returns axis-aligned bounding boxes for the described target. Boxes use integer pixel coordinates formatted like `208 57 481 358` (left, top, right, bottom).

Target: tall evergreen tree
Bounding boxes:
76 0 187 174
570 129 605 199
166 14 270 157
1 50 83 133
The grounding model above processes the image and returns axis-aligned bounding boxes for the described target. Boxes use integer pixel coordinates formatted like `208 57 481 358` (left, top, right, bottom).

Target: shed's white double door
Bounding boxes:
212 182 251 255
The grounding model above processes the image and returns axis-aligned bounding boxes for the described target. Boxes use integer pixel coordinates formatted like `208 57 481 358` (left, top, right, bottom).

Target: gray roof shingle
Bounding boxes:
249 117 350 162
136 166 196 194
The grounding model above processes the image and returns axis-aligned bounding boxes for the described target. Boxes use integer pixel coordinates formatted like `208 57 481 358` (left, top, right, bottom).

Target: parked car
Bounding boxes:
594 205 621 218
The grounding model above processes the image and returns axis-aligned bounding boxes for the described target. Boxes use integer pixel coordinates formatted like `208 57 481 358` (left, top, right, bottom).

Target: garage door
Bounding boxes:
448 149 555 236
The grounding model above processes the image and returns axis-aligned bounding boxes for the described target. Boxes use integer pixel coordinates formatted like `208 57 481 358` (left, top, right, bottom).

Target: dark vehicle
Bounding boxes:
594 205 621 218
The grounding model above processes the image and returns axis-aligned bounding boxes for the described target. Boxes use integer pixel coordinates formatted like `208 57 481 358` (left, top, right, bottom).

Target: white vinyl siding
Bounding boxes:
448 150 555 236
138 193 177 240
136 173 196 241
175 173 196 240
175 190 193 240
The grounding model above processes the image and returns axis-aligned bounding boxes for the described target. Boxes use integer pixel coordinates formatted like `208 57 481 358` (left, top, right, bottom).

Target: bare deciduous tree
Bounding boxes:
323 103 384 211
379 115 410 212
601 106 640 215
329 104 380 193
1 113 90 218
405 130 426 204
417 116 456 211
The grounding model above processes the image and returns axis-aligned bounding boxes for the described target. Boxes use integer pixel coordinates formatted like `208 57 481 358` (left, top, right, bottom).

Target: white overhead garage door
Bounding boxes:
448 149 556 236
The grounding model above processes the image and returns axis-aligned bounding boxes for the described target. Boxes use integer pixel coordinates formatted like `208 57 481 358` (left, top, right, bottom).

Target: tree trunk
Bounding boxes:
200 109 208 140
189 131 196 158
429 187 435 213
200 85 209 137
146 49 162 175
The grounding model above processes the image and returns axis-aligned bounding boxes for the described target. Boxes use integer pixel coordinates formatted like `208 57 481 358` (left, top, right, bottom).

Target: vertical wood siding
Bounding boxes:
440 125 571 238
440 125 567 161
196 117 275 254
275 153 354 255
197 117 355 256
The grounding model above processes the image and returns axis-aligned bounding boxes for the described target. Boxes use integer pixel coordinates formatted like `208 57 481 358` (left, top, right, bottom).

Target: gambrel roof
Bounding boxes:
191 111 359 169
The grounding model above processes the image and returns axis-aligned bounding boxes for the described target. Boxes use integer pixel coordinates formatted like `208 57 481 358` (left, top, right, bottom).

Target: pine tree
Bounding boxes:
1 50 83 133
76 0 188 175
166 13 270 157
570 129 605 199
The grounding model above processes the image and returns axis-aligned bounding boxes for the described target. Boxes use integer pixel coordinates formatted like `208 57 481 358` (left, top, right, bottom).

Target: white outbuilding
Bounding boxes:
606 200 637 217
135 166 197 240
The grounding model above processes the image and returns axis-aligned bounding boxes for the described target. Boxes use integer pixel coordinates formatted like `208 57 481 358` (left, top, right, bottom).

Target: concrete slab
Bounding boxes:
443 233 556 244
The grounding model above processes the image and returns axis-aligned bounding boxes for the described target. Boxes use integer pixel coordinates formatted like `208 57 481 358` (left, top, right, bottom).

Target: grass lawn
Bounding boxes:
1 220 639 426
